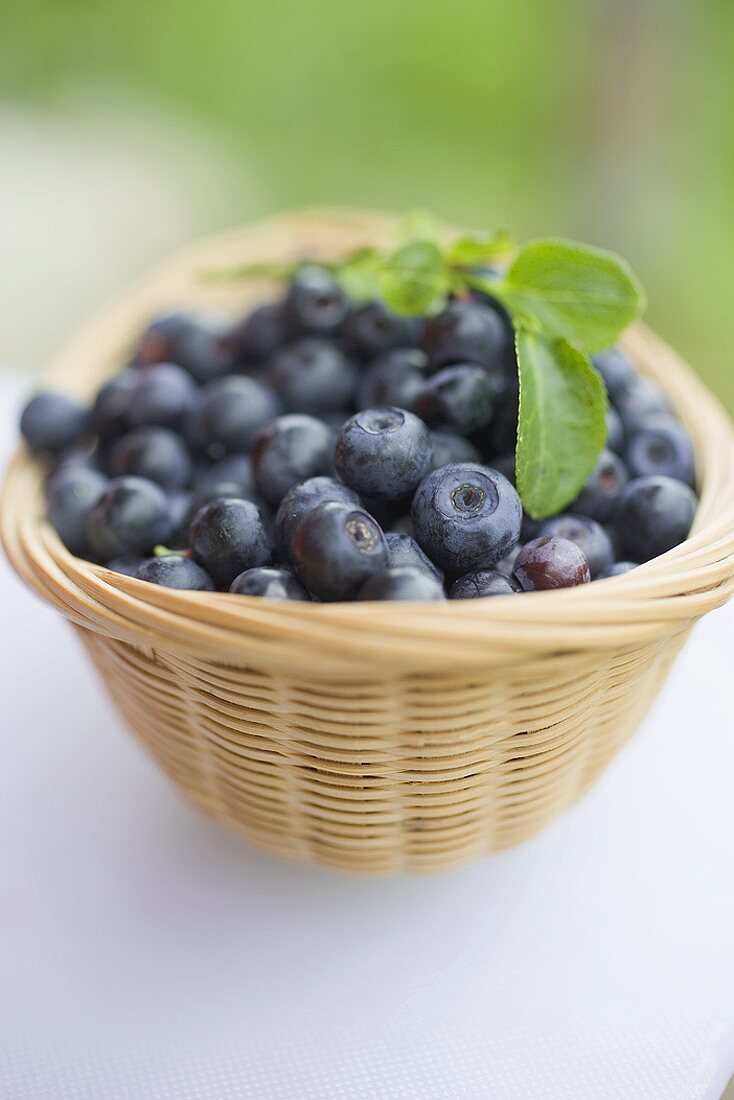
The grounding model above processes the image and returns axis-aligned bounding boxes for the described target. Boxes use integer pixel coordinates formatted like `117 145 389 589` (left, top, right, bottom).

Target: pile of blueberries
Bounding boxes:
19 266 698 602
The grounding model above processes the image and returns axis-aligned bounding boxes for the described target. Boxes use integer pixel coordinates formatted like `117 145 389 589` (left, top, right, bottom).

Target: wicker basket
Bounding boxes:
3 209 734 875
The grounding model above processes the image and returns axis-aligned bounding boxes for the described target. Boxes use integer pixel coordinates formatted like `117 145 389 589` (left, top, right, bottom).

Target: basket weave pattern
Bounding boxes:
3 210 734 874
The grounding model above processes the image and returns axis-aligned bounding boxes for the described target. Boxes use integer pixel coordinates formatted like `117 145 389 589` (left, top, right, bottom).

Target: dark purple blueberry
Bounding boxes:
416 364 494 433
385 531 443 581
606 407 624 454
90 369 139 440
615 377 671 431
86 476 173 559
105 555 147 577
251 415 335 506
601 561 637 577
625 415 695 486
133 313 191 367
358 566 445 601
127 362 197 430
194 453 257 501
592 346 636 404
46 467 107 556
269 338 357 413
174 316 236 384
356 348 429 411
189 497 272 588
412 463 522 574
571 449 629 524
188 375 282 457
275 476 360 556
539 513 614 579
292 501 388 601
335 407 432 502
232 303 286 362
422 301 511 370
342 301 423 359
514 537 591 591
136 554 214 591
20 391 87 454
110 426 193 491
449 569 521 598
283 266 349 336
613 475 697 562
428 430 482 471
230 566 311 600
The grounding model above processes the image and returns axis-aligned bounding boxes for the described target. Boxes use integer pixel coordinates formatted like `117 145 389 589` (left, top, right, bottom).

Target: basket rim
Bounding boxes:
3 207 734 674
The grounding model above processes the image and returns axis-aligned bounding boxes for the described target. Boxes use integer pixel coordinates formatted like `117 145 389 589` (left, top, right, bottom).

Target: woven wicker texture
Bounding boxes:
3 209 734 874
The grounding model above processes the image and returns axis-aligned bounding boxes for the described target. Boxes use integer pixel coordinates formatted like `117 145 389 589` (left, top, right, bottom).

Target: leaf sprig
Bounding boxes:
213 214 646 518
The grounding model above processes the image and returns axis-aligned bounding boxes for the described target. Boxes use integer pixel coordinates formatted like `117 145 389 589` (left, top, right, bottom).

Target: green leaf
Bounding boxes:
447 229 516 268
335 247 383 303
497 238 646 354
396 208 444 245
515 330 608 519
378 240 451 317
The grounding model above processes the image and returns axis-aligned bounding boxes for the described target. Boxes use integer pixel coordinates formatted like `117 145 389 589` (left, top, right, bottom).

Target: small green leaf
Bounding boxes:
378 240 451 317
153 545 177 557
335 247 383 303
396 208 444 245
497 238 646 354
447 229 516 268
515 330 608 519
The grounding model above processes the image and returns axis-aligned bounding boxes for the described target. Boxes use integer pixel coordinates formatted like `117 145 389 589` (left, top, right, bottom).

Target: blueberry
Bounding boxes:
46 467 107 556
422 301 510 370
189 497 272 588
251 415 335 506
385 531 443 581
592 346 636 404
275 476 360 556
174 315 236 384
514 537 591 590
230 566 311 600
613 475 697 561
269 338 357 413
356 348 429 411
194 453 257 501
429 430 482 471
625 414 695 486
601 561 637 577
358 566 445 601
412 463 522 574
342 301 423 359
283 266 349 336
335 408 432 502
292 501 388 601
127 362 197 430
449 569 521 598
110 426 193 491
90 369 139 440
133 313 191 367
188 375 282 457
539 513 614 579
20 391 87 454
136 554 215 591
571 449 629 523
86 476 173 560
615 377 671 431
416 364 494 433
232 303 286 362
606 407 624 454
105 555 147 577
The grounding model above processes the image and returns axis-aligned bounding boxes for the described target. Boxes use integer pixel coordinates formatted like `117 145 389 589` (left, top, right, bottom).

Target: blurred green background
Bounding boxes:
2 0 733 407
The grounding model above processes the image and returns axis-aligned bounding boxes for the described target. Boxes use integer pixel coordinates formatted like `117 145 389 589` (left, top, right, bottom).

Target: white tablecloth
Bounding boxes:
1 378 733 1099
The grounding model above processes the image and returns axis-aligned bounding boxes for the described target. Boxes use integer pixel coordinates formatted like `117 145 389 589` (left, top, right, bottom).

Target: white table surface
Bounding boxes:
1 377 733 1100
